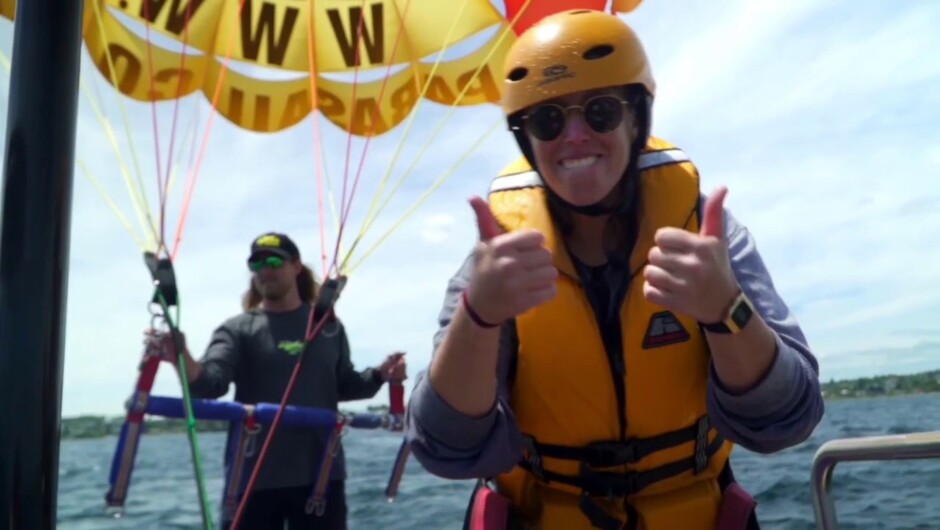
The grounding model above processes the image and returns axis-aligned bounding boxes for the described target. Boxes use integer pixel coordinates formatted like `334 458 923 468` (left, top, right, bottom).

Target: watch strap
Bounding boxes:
700 290 754 334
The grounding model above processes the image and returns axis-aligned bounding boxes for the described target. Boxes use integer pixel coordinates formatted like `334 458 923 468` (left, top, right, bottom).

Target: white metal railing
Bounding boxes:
810 430 940 529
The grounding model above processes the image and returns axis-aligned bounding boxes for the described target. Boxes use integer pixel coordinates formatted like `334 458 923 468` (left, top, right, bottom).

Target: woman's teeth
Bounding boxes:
560 155 599 169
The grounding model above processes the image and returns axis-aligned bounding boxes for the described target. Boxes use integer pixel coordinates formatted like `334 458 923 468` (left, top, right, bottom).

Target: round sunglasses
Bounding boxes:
248 255 285 272
522 95 632 142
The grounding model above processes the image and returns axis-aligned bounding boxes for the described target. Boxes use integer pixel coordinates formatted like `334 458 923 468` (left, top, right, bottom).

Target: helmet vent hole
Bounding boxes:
507 67 528 82
570 10 591 14
583 44 614 60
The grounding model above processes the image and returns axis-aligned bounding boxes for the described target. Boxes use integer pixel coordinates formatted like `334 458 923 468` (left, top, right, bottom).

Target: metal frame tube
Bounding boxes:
0 0 85 528
811 431 940 529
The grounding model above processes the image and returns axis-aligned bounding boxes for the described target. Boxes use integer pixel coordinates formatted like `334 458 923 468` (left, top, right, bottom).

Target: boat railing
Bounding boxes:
811 430 940 529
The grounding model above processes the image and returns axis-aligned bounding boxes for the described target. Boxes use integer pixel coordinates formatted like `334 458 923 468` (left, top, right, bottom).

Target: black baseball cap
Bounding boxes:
248 232 301 262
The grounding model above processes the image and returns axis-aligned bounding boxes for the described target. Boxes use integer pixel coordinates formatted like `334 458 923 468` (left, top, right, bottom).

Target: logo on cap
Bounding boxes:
255 234 281 247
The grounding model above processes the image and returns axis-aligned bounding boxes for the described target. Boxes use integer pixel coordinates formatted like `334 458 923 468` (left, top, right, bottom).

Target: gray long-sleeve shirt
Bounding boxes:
404 196 826 481
188 303 385 491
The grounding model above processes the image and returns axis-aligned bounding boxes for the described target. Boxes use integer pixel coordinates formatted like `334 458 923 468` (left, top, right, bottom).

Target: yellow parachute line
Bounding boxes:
347 0 477 259
0 45 156 251
88 0 160 247
343 116 503 275
1 0 547 275
77 161 151 252
163 100 202 200
80 73 160 250
341 0 532 269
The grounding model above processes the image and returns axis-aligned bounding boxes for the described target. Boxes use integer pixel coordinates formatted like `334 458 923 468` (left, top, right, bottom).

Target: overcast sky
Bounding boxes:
0 0 937 418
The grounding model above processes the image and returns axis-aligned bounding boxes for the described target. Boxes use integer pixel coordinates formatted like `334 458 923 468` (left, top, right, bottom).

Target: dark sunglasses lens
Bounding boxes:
527 104 566 141
584 96 624 133
248 256 284 271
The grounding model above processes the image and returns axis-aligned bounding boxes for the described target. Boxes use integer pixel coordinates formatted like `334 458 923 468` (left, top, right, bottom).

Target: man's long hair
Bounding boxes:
241 261 320 311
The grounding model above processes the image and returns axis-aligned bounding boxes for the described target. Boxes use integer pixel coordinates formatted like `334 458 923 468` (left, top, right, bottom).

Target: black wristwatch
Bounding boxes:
700 290 755 334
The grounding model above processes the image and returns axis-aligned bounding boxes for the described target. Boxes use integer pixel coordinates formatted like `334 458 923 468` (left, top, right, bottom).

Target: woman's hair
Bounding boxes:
241 261 320 311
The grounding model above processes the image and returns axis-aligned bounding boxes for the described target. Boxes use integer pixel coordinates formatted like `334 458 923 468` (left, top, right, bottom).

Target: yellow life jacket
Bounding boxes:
486 137 735 530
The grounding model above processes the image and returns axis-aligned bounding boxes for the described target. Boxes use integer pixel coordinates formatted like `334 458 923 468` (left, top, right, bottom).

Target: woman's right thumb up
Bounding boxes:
468 196 504 241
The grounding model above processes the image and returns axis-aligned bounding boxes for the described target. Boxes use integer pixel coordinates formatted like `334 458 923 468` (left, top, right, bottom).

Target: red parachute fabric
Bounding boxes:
504 0 609 36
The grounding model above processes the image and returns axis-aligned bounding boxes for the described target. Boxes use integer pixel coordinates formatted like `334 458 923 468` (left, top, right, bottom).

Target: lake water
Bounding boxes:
57 394 940 529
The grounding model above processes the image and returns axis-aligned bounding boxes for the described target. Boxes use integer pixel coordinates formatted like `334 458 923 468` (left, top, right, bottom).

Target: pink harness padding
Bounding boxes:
717 482 758 530
468 484 511 530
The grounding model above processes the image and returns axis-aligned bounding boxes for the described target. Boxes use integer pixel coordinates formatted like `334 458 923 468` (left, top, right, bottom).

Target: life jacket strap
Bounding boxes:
518 431 724 497
517 416 723 529
522 416 714 470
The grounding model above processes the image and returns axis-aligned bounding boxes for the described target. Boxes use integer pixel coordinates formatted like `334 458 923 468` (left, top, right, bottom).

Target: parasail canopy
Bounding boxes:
0 0 645 136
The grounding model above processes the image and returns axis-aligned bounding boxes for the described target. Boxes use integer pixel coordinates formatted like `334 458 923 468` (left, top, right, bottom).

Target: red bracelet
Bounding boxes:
461 290 499 329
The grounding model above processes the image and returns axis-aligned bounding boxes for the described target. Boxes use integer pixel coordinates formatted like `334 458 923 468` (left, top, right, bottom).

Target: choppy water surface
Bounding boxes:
58 394 940 529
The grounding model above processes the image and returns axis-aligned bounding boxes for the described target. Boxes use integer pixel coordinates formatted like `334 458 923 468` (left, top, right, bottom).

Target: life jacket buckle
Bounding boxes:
694 416 710 474
583 440 638 468
521 435 545 481
578 462 638 499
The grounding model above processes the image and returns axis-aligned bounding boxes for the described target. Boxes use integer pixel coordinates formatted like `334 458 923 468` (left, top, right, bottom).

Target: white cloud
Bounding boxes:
0 1 937 417
419 213 458 244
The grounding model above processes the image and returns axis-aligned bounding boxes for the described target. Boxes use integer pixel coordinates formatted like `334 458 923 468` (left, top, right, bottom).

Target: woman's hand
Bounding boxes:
465 196 558 325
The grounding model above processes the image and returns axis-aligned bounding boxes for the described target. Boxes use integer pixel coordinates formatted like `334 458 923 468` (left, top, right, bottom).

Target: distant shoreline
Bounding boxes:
60 369 940 441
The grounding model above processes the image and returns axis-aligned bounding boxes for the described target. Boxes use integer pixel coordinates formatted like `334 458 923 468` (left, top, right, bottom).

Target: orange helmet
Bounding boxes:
501 9 655 117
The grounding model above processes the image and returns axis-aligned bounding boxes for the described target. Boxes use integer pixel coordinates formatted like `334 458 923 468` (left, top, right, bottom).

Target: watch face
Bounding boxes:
731 299 753 327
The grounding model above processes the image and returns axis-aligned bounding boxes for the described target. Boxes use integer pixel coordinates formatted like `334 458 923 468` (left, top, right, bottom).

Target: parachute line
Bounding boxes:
79 73 158 251
228 305 339 530
304 1 336 276
341 1 532 271
77 161 148 251
172 0 251 261
330 0 418 276
328 0 372 278
344 116 503 274
153 288 215 530
138 0 168 250
88 0 160 249
156 0 197 254
349 0 475 251
1 46 160 253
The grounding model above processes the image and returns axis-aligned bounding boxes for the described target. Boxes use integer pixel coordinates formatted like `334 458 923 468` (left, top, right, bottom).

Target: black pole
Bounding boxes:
0 0 85 528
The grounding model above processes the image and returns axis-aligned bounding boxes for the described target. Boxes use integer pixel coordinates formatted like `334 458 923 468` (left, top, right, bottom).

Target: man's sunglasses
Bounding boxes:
522 95 632 142
248 255 285 272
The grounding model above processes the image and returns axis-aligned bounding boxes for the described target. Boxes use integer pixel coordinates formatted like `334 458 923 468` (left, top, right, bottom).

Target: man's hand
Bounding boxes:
143 327 188 364
377 351 407 382
642 186 740 322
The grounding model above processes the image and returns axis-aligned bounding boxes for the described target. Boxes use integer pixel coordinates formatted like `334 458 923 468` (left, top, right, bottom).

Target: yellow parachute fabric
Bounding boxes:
0 0 646 136
1 0 514 136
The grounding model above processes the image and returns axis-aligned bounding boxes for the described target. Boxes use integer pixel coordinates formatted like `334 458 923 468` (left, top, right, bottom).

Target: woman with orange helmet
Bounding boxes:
405 9 824 530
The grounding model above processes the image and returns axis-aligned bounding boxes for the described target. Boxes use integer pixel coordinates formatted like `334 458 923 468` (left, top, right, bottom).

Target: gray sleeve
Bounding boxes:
405 197 826 477
404 251 525 480
334 322 385 401
705 196 826 453
188 320 241 400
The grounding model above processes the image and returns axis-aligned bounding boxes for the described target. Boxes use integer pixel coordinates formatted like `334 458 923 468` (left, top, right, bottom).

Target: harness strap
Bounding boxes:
517 416 724 530
222 407 260 520
523 416 713 469
305 419 345 516
518 431 724 497
578 493 627 530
